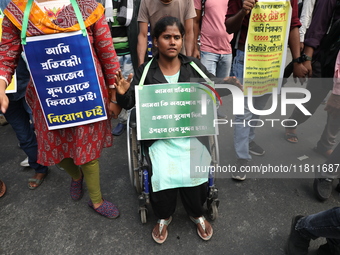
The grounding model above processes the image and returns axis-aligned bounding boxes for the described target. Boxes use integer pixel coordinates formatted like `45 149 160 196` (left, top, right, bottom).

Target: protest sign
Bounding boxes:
244 0 291 96
23 31 106 130
135 82 218 140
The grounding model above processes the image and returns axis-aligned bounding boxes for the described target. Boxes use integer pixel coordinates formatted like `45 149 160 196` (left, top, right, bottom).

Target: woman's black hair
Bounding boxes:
152 16 185 40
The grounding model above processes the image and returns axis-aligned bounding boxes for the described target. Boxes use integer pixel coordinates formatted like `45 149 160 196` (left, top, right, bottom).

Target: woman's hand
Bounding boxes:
114 70 133 95
0 80 9 113
223 76 243 91
108 98 122 119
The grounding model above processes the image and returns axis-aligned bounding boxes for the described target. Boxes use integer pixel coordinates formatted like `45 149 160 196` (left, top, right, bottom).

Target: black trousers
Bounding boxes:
150 182 208 219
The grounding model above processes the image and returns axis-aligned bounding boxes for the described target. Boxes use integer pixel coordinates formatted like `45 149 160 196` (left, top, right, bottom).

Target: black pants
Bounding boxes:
150 182 208 219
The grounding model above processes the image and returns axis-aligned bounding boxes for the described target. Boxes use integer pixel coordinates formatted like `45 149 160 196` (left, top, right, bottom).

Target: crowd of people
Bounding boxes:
0 0 339 253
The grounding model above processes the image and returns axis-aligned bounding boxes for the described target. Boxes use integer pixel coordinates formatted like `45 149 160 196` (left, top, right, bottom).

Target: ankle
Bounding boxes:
93 199 104 209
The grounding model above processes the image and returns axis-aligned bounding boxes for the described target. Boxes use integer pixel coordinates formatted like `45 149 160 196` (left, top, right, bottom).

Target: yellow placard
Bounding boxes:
5 73 17 94
0 10 3 41
244 0 291 96
1 9 17 94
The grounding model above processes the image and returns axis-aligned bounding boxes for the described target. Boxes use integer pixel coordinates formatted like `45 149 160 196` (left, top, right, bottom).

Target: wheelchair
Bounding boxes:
127 107 220 224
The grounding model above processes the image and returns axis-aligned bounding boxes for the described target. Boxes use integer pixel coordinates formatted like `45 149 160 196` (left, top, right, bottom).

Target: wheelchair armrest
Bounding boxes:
129 108 137 128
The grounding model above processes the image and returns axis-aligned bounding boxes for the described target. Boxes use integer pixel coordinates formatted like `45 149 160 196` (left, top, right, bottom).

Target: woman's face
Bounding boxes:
154 24 183 60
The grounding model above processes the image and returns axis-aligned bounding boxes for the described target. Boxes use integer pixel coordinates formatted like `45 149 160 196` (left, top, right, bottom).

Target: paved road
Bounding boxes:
1 80 340 255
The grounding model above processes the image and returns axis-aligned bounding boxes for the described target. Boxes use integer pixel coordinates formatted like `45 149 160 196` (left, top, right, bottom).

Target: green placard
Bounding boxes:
135 82 218 140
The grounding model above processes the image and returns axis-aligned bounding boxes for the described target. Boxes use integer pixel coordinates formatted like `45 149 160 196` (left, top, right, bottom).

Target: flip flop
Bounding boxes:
190 216 213 241
152 216 172 244
0 180 6 197
284 132 298 143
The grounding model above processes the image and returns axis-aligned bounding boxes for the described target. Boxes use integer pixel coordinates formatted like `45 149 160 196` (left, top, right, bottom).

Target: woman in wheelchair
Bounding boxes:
114 16 242 244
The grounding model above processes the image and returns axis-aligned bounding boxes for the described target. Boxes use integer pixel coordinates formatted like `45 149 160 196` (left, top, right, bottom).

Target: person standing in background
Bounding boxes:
0 0 49 189
103 0 135 136
137 0 196 66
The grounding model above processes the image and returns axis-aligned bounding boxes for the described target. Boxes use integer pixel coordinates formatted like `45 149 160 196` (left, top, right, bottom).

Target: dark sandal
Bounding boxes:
0 180 6 197
28 172 48 190
284 132 298 143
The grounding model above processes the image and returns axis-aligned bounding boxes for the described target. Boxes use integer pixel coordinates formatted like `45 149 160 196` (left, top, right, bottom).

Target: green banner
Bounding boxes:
135 82 218 140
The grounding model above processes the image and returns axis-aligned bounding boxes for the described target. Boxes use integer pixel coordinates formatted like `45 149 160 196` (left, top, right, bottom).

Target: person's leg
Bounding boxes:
179 183 207 217
215 53 232 78
58 158 81 179
200 51 218 76
248 94 271 154
150 188 178 242
234 101 253 160
59 158 119 218
285 61 331 142
295 207 340 253
179 183 213 239
58 158 83 200
150 188 177 219
313 142 340 201
112 55 133 136
81 159 102 205
316 113 340 157
4 98 48 188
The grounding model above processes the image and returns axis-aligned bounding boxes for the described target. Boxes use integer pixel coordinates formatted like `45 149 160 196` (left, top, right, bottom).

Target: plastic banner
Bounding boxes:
244 0 291 96
23 31 107 130
135 82 218 140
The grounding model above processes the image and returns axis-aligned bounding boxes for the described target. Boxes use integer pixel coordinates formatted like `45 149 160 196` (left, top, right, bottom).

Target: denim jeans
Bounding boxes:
200 51 232 78
232 50 271 159
117 54 134 124
296 207 340 247
118 54 134 79
4 98 48 174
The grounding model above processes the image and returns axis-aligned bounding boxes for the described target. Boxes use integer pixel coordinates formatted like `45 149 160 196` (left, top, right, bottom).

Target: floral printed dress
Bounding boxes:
0 0 119 166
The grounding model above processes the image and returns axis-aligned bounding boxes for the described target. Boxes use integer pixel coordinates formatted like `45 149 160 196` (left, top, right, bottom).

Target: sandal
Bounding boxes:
284 132 298 143
28 172 48 190
152 216 172 244
70 171 84 200
313 147 333 159
0 180 6 197
88 199 120 219
190 216 213 241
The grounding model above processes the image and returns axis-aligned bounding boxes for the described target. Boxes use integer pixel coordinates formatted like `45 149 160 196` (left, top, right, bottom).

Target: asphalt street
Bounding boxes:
1 76 340 255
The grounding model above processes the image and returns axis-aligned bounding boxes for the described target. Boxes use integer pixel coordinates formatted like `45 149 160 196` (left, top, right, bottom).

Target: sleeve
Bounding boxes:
185 0 197 20
226 0 242 20
92 15 120 86
116 62 146 109
299 0 316 42
194 0 202 11
137 0 149 23
333 51 340 95
290 0 302 28
304 0 336 49
0 17 22 86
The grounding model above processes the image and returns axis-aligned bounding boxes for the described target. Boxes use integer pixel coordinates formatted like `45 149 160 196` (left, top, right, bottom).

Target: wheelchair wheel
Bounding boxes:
127 109 142 193
208 201 218 221
139 207 148 224
129 127 142 193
